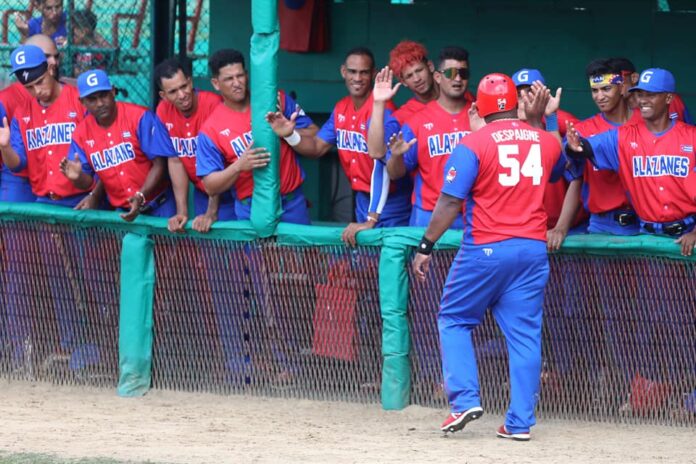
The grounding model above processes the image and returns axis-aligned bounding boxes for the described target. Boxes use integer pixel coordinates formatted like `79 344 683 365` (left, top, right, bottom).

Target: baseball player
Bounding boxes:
197 49 315 224
266 47 411 245
381 46 474 227
413 74 564 440
566 59 646 236
610 57 693 125
154 56 234 233
388 40 439 125
565 68 696 252
511 68 587 249
0 45 90 207
60 69 177 220
0 84 34 202
565 67 696 414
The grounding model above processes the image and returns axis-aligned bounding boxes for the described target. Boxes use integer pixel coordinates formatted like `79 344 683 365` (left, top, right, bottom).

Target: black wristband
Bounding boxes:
417 237 435 255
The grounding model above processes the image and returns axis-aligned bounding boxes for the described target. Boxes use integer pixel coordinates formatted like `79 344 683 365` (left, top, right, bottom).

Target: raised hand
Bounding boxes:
388 131 416 157
565 122 584 152
59 153 84 181
522 81 551 125
468 103 486 132
0 117 10 149
373 66 401 103
545 87 563 116
265 110 297 138
13 12 28 35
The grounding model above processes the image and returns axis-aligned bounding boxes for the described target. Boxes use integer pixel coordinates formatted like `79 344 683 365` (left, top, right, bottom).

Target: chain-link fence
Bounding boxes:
0 0 211 107
0 221 122 387
408 249 696 426
151 237 383 403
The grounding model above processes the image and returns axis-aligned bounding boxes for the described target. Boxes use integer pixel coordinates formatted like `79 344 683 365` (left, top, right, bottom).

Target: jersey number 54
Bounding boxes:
497 144 543 187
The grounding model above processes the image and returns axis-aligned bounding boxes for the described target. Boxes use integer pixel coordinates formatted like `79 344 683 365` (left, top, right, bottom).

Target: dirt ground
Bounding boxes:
0 381 694 464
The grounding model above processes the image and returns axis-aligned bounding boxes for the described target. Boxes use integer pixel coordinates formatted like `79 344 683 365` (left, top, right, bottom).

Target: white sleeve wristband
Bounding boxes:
284 130 301 147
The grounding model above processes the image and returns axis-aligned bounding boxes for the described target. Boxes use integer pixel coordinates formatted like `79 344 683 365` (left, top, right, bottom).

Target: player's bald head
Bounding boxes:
25 34 60 77
25 34 59 56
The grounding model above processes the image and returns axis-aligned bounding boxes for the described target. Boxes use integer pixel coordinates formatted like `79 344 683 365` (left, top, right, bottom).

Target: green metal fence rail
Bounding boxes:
1 203 694 427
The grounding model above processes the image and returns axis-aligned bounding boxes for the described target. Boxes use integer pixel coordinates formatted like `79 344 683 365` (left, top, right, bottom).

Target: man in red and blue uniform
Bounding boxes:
565 67 696 413
61 69 177 220
154 57 233 233
385 46 474 227
388 40 439 125
197 49 313 224
413 74 565 440
266 47 411 245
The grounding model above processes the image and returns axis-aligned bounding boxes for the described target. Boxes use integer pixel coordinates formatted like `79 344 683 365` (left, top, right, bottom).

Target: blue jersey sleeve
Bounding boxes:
69 140 95 177
196 132 226 177
368 158 390 214
584 129 620 172
282 93 314 129
316 111 336 146
441 143 479 200
550 151 568 183
399 123 419 172
137 111 177 160
9 117 27 172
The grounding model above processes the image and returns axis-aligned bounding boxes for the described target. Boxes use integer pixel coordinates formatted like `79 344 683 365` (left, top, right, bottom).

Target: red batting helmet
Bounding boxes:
476 73 518 118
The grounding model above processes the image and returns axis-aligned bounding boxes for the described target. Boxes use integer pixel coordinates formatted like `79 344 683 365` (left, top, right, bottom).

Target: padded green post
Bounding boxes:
117 232 155 397
250 0 281 237
379 237 411 410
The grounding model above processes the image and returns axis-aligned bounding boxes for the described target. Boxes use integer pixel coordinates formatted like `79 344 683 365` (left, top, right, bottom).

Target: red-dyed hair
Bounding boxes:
389 40 429 78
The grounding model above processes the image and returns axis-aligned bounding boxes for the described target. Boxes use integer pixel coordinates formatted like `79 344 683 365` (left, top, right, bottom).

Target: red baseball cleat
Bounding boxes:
496 425 530 441
440 406 484 433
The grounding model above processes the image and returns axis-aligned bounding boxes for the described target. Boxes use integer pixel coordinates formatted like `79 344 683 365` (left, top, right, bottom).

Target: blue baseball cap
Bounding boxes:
629 68 675 93
11 45 49 84
77 69 113 97
512 68 545 87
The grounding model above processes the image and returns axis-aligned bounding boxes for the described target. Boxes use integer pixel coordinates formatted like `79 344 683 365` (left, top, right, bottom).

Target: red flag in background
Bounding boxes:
279 0 330 53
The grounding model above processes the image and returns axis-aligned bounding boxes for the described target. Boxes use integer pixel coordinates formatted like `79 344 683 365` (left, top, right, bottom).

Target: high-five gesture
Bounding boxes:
545 87 563 116
388 131 416 157
265 110 297 138
0 116 10 149
373 66 401 103
565 122 584 152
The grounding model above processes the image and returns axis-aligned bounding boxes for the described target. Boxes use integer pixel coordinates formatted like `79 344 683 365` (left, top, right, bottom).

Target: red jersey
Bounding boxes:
9 84 89 198
317 94 397 193
392 97 427 125
442 119 564 244
156 90 221 192
0 82 31 121
70 102 176 208
398 99 473 211
588 121 696 223
196 92 310 200
573 111 643 214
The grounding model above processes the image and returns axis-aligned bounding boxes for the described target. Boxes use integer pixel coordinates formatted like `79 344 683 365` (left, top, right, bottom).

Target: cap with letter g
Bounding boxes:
77 69 113 98
511 68 545 87
10 45 48 84
629 68 675 93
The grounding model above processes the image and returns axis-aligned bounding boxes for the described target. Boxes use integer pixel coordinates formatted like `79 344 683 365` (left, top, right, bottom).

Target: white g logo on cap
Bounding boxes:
86 72 99 86
517 70 529 82
15 51 25 66
640 71 653 83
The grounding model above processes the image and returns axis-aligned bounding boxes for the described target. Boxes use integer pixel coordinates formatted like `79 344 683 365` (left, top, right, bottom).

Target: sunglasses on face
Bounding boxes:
439 67 469 80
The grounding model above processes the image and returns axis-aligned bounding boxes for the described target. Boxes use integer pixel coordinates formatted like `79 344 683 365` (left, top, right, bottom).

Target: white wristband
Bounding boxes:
284 130 301 147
